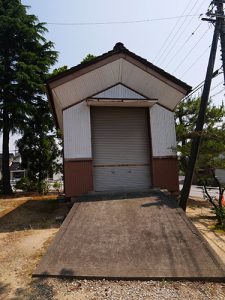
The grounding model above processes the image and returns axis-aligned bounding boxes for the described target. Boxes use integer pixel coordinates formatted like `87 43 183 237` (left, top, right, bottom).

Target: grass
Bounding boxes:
208 224 225 234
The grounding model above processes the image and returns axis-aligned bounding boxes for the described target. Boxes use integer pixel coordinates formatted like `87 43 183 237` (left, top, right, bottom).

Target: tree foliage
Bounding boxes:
16 101 61 184
81 54 96 64
51 65 68 76
175 97 225 175
200 168 225 228
0 0 57 193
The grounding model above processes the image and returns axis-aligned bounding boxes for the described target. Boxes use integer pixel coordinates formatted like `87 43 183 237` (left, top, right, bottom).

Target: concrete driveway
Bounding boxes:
34 191 225 280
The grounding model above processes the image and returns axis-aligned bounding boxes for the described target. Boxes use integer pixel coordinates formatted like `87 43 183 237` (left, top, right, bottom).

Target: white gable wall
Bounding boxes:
93 84 146 99
150 104 177 157
63 102 92 159
52 58 186 129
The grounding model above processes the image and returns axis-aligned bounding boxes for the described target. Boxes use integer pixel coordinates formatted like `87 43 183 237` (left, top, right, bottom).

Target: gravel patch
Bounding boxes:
26 278 225 300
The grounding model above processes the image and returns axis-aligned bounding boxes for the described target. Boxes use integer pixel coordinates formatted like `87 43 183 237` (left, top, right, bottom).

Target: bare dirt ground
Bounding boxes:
0 195 225 300
186 197 225 265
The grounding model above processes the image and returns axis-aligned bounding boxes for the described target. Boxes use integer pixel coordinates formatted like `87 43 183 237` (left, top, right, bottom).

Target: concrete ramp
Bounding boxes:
34 192 225 280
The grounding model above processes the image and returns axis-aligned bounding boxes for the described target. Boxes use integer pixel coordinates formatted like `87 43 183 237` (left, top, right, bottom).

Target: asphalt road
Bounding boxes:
179 185 219 199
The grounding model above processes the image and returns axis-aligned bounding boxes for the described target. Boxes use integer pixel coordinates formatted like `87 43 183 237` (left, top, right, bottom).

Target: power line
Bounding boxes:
164 23 202 68
46 14 200 26
172 27 210 73
159 0 206 66
180 44 211 78
153 0 193 62
156 0 204 65
182 67 222 100
210 80 224 91
210 87 225 98
180 0 225 211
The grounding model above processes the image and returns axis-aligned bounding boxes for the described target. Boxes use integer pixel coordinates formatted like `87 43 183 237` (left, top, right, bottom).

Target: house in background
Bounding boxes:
10 153 26 182
9 152 26 182
0 152 26 182
47 43 191 198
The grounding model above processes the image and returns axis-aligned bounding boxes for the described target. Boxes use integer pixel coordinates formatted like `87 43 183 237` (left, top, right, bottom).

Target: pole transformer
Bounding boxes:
179 0 225 211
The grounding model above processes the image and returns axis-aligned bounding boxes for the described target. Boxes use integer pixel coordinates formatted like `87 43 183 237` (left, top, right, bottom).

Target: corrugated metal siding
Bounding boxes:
93 166 150 191
63 102 92 159
91 107 151 191
150 104 177 157
92 84 146 99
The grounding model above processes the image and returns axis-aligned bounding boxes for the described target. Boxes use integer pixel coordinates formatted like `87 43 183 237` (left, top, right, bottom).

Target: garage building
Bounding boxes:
47 43 191 198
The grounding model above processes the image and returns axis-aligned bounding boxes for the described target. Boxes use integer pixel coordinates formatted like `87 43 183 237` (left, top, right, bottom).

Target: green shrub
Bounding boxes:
53 181 61 191
214 207 225 228
37 180 49 195
15 177 49 194
15 177 37 192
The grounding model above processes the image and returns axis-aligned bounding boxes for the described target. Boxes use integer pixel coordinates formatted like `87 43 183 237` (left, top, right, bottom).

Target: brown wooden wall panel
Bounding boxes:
64 160 93 197
152 157 179 193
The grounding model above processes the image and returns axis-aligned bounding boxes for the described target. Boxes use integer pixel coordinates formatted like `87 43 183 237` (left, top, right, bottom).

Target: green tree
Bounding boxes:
175 97 225 175
81 54 96 64
0 1 57 194
51 65 68 76
16 100 61 188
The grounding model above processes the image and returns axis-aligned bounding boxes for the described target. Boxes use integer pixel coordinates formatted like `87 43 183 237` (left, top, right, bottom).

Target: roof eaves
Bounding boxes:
46 84 60 129
47 42 192 93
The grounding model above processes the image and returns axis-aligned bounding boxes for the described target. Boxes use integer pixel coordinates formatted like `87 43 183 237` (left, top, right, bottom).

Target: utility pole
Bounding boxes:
218 1 225 81
179 0 225 211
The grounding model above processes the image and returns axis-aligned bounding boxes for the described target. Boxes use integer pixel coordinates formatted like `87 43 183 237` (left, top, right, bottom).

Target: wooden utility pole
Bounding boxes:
218 1 225 80
179 0 225 211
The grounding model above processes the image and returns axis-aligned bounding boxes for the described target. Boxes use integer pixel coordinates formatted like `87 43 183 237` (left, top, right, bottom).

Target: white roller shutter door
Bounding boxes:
91 107 151 191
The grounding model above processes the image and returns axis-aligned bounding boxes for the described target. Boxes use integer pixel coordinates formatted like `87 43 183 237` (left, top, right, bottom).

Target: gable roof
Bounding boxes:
49 43 191 91
47 43 192 129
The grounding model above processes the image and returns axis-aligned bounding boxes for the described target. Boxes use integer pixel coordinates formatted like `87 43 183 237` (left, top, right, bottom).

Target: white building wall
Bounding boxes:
150 104 177 157
63 101 92 159
93 84 146 99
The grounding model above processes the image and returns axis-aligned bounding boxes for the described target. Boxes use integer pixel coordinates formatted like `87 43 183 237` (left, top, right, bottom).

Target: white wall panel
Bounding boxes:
54 59 122 108
121 60 182 111
93 84 145 99
63 102 92 159
150 104 177 157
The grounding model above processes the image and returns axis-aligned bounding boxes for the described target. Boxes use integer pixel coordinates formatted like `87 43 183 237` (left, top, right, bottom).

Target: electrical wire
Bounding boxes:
164 23 202 68
46 14 200 26
172 27 211 73
210 80 224 91
155 0 204 65
210 87 225 98
153 0 193 62
180 44 211 78
182 66 222 100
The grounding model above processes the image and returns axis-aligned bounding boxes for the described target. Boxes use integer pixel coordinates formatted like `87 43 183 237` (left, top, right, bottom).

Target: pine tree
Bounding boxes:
175 97 225 175
0 0 57 194
16 100 61 186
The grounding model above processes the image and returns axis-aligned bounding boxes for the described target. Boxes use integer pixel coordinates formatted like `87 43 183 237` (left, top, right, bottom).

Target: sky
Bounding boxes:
2 0 225 151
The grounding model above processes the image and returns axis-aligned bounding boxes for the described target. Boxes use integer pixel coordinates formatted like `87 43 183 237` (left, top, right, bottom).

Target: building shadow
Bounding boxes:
0 199 70 233
75 189 177 204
